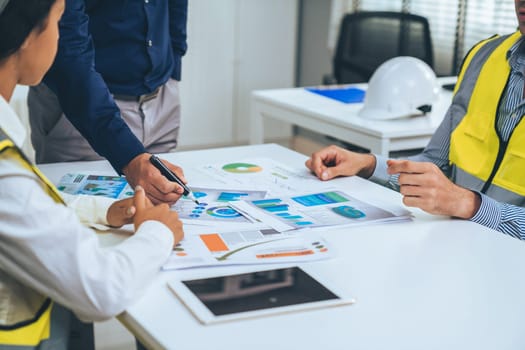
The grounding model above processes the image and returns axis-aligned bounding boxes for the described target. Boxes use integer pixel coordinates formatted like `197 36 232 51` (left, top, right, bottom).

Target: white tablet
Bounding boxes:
167 266 355 324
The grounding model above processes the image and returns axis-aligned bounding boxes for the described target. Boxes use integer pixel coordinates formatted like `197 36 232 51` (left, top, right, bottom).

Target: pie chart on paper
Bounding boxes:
222 162 263 174
206 206 242 218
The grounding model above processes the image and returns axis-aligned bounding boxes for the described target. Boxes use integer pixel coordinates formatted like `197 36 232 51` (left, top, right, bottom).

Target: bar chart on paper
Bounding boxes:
173 187 267 225
251 199 314 227
232 190 410 232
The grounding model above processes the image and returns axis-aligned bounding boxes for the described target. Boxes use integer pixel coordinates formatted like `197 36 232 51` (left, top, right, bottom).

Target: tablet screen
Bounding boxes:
181 267 340 316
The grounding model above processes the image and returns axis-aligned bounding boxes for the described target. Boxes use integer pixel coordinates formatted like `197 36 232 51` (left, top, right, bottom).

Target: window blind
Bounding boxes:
330 0 518 76
464 1 517 53
408 0 459 75
359 0 403 12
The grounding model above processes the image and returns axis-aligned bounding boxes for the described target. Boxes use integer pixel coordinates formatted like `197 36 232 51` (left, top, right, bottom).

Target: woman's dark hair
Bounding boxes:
0 0 57 61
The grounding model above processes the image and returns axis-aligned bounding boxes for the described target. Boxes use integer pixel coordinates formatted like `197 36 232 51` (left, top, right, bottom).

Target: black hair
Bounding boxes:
0 0 57 61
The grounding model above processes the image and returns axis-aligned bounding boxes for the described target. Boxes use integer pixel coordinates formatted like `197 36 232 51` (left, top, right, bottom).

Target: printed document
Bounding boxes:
231 190 411 232
163 227 332 270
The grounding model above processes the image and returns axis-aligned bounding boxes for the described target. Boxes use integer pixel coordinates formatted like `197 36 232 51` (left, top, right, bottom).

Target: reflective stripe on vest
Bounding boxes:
0 128 64 346
450 31 525 196
0 130 64 204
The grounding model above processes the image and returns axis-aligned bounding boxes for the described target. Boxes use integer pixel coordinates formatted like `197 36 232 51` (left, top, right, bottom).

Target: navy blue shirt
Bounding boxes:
44 0 188 172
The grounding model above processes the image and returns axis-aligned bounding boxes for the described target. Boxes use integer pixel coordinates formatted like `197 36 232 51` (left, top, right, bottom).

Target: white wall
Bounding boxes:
178 0 298 149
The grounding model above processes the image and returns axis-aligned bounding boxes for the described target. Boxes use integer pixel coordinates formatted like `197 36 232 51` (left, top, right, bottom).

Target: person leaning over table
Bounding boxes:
0 0 184 348
306 0 525 240
28 0 188 205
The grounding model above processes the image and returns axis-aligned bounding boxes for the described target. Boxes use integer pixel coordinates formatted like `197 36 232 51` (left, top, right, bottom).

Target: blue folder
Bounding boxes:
306 87 366 104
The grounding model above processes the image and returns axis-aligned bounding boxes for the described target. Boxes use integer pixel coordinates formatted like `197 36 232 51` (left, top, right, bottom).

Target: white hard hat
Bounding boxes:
358 56 440 120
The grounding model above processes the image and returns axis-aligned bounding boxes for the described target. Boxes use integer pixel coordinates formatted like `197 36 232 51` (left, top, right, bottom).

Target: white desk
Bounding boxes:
250 77 456 157
40 144 525 350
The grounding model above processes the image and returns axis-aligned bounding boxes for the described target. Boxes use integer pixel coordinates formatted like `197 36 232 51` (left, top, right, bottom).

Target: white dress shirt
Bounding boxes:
0 95 174 322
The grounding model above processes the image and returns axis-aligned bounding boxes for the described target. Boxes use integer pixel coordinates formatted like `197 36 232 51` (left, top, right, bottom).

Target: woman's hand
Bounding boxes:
132 186 184 246
106 197 136 228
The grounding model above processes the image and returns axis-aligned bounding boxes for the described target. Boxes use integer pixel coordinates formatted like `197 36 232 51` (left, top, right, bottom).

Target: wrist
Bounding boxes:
113 143 147 175
357 154 377 178
457 189 481 219
122 152 149 177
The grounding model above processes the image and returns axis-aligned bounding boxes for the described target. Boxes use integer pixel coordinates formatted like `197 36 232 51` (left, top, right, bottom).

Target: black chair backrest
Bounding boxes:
334 11 434 83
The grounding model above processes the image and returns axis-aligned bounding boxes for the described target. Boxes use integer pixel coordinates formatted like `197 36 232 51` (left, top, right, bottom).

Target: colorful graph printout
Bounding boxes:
57 173 133 199
222 162 263 173
332 206 365 219
162 229 333 270
206 206 242 218
202 158 331 197
174 187 267 224
217 192 250 202
291 192 349 207
231 190 407 232
56 176 268 225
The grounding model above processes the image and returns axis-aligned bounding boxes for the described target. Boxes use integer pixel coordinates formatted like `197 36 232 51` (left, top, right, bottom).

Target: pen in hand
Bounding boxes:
149 154 200 205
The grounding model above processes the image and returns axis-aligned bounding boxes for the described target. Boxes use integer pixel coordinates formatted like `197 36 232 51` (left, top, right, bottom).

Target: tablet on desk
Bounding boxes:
168 266 355 324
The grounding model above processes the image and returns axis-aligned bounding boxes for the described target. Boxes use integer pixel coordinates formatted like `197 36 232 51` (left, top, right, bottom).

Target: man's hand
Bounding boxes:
305 145 376 180
133 186 184 246
122 153 186 205
387 159 481 219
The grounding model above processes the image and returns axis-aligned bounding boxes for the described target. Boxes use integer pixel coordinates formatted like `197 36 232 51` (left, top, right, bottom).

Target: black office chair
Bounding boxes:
324 11 434 84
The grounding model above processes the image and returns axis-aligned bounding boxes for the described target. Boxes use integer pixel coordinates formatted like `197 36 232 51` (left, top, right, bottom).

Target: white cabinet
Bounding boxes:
178 0 298 149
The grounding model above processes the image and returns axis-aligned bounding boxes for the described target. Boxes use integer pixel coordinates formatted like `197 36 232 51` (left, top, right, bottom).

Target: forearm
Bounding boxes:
45 0 145 172
0 171 173 322
62 192 113 226
68 220 174 321
45 62 145 172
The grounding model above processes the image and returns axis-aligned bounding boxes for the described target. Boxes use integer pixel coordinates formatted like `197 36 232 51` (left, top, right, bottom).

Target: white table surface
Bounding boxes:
40 144 525 350
251 77 456 156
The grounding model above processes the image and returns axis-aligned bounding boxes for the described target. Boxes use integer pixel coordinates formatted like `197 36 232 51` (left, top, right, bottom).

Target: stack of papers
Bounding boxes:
57 159 410 270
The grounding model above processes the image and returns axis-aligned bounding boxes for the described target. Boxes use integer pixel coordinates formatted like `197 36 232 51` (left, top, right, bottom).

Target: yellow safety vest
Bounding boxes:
0 127 64 346
450 31 525 196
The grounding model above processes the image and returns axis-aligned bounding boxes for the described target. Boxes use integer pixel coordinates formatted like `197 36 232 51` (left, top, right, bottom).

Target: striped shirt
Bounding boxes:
371 37 525 240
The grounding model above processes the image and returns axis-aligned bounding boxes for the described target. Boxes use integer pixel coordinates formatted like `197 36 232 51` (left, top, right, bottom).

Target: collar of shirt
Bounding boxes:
507 36 525 72
0 95 26 148
497 35 525 141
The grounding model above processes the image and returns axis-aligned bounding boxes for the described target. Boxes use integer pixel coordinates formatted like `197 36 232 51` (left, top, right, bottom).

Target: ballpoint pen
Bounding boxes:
149 154 200 205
